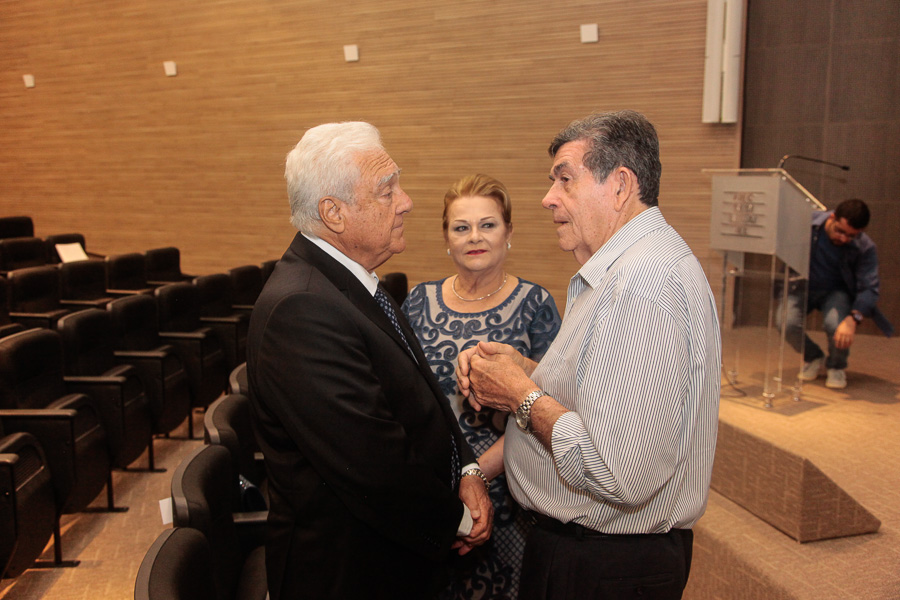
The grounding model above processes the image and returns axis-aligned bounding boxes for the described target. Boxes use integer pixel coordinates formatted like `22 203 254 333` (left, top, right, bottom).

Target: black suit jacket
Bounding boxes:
247 233 475 599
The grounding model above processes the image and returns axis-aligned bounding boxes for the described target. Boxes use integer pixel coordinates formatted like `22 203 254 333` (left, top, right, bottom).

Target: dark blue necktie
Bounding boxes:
373 287 460 488
374 288 415 359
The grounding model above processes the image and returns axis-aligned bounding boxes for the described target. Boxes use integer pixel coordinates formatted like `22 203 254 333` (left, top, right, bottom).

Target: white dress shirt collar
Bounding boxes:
302 232 380 296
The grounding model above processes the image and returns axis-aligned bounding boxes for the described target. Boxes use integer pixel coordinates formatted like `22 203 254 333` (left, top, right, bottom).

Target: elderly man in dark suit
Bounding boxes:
247 121 493 600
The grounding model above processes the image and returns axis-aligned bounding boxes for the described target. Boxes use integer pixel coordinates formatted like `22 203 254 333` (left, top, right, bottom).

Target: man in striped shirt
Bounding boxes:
458 110 721 599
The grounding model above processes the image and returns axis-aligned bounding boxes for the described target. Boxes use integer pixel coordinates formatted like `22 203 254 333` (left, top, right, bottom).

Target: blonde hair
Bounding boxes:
441 174 512 233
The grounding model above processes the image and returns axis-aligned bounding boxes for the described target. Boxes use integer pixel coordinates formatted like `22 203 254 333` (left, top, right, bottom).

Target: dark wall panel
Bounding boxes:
741 0 900 327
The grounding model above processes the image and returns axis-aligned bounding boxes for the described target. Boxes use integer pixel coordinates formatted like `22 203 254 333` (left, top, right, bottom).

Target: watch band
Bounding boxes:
462 467 490 491
516 389 549 433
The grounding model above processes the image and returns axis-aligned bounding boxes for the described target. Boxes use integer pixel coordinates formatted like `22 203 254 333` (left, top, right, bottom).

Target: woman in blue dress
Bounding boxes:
402 174 561 600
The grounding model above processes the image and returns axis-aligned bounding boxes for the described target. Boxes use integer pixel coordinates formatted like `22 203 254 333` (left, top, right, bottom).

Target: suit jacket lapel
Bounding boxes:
287 233 473 464
288 234 418 363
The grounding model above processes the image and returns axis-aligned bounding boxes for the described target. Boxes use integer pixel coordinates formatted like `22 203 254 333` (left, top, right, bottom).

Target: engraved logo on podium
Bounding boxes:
721 191 766 238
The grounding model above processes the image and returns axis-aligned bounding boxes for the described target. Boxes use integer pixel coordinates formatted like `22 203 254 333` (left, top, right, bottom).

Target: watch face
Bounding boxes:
515 407 528 431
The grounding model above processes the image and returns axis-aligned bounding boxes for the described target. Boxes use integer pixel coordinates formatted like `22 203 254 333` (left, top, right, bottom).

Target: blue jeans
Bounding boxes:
780 289 852 369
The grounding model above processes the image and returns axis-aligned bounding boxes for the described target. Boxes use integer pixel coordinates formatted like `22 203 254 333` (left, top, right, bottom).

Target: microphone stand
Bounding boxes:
778 154 850 171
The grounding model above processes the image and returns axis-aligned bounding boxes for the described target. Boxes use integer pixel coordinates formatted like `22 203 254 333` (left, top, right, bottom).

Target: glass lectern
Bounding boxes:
705 169 826 407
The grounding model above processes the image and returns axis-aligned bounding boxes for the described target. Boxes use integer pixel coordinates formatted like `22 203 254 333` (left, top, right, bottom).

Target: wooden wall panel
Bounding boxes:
0 0 741 310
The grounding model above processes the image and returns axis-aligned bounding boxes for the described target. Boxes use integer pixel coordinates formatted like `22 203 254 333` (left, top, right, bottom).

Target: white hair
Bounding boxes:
284 121 384 233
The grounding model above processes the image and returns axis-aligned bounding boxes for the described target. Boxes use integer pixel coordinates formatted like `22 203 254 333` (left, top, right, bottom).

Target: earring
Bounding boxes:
447 249 450 255
507 242 511 250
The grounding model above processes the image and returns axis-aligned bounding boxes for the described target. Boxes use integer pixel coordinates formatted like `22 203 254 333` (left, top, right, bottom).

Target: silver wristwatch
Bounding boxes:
516 389 549 433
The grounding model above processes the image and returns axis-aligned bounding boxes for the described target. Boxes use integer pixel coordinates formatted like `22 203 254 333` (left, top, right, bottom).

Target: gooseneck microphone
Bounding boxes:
778 154 850 171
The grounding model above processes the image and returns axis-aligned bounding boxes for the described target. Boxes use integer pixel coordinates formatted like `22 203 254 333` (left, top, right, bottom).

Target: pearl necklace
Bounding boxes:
451 273 508 302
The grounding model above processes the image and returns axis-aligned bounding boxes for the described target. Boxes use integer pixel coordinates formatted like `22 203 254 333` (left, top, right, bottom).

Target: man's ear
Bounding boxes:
318 197 345 233
613 167 638 211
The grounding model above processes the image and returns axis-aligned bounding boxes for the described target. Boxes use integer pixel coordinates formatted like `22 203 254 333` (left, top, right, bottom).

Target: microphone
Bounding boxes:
778 154 850 171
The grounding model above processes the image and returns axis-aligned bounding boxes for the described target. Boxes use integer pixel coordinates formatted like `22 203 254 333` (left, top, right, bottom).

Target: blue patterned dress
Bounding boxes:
402 277 561 600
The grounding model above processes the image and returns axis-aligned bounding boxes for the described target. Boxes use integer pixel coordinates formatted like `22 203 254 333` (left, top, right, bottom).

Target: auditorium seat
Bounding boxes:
0 327 114 515
0 427 56 578
0 237 49 275
57 309 155 470
0 445 14 577
228 362 247 396
193 273 249 369
105 295 192 439
58 259 117 308
0 216 34 240
44 233 96 264
171 444 267 600
134 527 216 600
203 393 266 509
144 247 195 285
105 253 157 295
228 265 263 312
6 265 71 329
381 271 409 305
260 260 277 285
154 283 228 436
0 277 26 340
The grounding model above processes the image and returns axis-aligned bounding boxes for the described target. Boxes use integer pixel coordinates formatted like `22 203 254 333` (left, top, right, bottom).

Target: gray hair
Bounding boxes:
548 110 661 207
285 121 384 232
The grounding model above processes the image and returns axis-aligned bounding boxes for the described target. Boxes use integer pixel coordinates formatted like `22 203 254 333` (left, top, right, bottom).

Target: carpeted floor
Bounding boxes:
0 414 204 600
686 329 900 599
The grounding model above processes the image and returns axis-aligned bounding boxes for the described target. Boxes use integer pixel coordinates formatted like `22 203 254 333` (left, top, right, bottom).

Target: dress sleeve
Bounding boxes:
527 286 562 361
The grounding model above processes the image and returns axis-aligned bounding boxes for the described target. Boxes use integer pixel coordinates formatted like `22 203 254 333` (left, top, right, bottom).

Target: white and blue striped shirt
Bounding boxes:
505 207 721 534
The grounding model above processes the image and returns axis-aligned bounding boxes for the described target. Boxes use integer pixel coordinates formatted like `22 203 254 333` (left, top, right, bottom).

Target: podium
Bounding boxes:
705 169 825 407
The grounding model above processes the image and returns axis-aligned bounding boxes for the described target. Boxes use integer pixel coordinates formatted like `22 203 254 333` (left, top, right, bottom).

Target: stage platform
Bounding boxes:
685 329 900 599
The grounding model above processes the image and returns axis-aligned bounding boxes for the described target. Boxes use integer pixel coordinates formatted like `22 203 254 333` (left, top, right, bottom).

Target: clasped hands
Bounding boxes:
456 342 537 416
451 341 535 555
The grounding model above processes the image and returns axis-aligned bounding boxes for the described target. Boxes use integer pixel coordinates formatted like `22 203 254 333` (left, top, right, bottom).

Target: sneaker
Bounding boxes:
826 369 847 389
800 357 824 381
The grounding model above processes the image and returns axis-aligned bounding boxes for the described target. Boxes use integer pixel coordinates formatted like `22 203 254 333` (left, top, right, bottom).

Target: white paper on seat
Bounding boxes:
56 242 89 262
159 497 173 525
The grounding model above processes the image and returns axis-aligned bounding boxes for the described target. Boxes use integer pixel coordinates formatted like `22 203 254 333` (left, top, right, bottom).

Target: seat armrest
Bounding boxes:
159 330 213 342
10 310 69 329
105 287 155 296
234 510 269 554
60 298 112 308
114 349 171 361
200 315 248 325
0 409 79 503
65 374 129 387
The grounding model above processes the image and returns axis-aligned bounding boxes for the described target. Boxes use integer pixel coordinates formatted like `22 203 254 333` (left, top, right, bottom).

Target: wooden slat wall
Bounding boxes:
0 0 741 309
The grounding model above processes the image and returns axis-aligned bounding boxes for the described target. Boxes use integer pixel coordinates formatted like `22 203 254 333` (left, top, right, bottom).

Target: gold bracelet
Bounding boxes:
462 467 490 491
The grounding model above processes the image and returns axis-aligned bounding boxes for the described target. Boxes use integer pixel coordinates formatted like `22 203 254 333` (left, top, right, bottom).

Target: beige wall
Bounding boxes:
0 0 741 308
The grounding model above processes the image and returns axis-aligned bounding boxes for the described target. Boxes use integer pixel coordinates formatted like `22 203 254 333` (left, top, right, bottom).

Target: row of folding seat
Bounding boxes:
1 253 269 317
0 218 277 581
135 389 268 600
0 233 100 273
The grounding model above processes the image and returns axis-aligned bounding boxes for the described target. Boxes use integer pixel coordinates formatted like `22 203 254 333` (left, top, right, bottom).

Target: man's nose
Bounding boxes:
397 188 413 213
541 189 556 209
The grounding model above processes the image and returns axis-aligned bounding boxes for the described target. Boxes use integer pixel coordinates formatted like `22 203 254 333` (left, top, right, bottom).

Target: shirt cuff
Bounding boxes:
457 505 473 536
461 462 479 474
